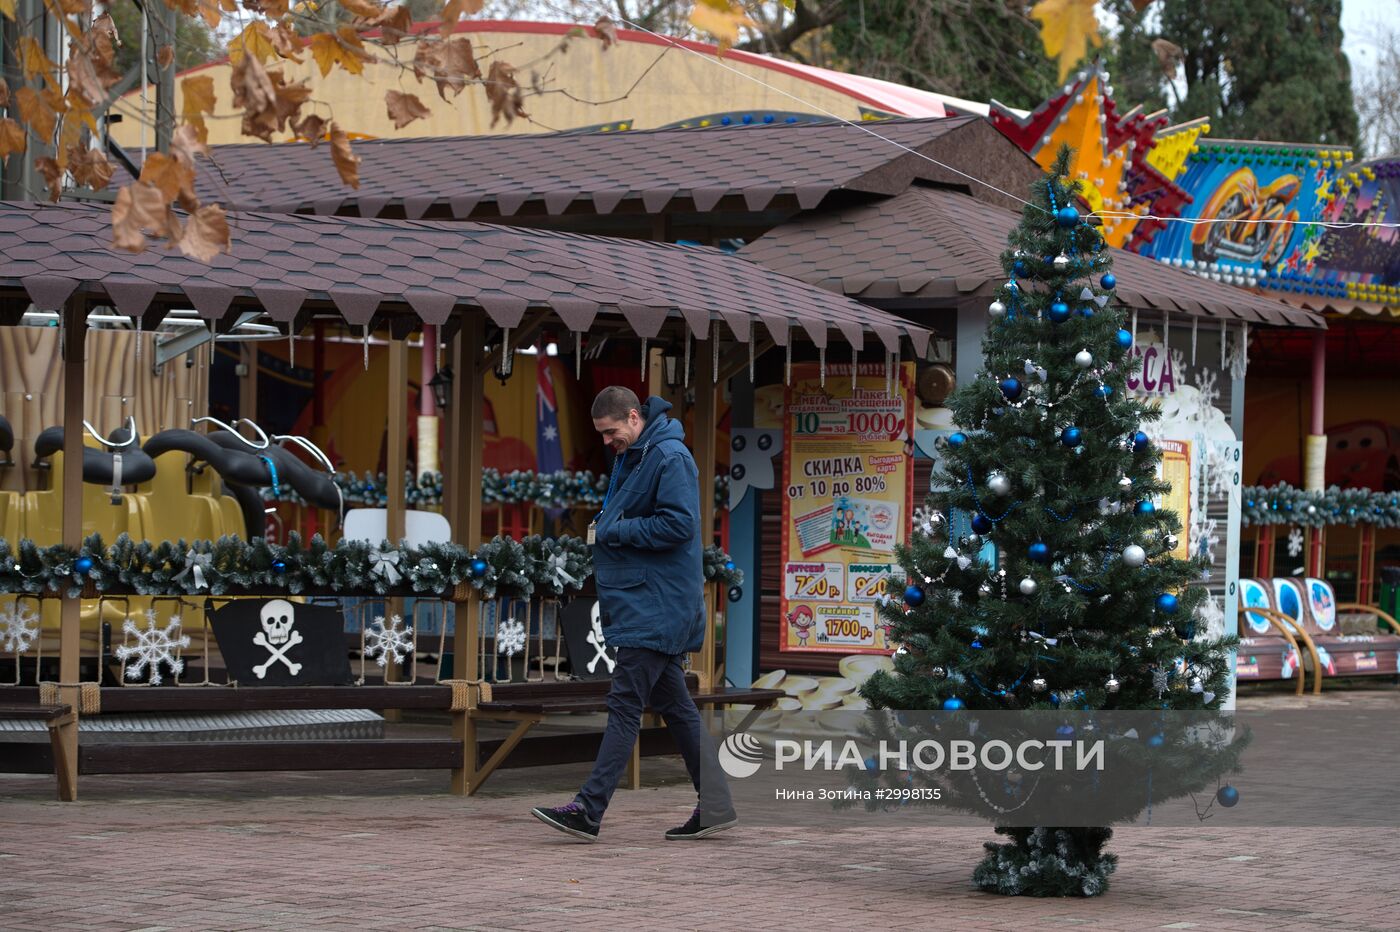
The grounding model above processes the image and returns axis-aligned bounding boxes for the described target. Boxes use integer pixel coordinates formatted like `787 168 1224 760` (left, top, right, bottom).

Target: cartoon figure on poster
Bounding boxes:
1306 578 1336 632
780 362 915 654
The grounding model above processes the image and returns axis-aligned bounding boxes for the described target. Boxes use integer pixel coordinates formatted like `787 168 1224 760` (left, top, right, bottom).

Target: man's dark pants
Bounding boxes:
575 646 734 823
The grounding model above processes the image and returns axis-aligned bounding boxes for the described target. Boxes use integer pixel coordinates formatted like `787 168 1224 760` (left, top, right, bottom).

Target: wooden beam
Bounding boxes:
693 337 718 690
386 338 408 542
450 314 486 795
57 300 85 801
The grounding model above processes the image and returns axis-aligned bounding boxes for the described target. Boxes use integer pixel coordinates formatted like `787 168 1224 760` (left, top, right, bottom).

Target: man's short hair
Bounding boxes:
592 386 642 422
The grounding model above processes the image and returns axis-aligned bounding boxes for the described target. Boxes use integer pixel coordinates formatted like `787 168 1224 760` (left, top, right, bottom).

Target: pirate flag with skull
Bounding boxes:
207 598 354 686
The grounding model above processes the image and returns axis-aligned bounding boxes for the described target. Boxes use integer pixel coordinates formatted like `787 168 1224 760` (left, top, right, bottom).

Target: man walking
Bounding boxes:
531 386 736 842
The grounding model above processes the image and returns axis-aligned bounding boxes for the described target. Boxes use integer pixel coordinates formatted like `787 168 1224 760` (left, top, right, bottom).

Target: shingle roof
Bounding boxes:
740 185 1325 329
186 116 995 219
0 202 930 352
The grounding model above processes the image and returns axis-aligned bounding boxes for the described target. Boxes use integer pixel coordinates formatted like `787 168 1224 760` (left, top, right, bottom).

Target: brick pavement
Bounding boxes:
1 687 1398 931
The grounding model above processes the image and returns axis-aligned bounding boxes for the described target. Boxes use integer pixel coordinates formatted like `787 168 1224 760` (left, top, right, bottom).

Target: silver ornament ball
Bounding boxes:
978 582 993 596
987 472 1012 496
1105 675 1121 694
1074 349 1094 368
1019 577 1039 596
931 665 947 678
963 533 982 549
1164 534 1179 549
1030 676 1048 693
1118 476 1133 490
989 299 1007 318
1121 544 1147 567
1053 253 1070 271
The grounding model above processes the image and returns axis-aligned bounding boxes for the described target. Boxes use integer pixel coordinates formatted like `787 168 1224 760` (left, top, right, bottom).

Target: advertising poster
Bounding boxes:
1156 439 1192 561
780 362 914 654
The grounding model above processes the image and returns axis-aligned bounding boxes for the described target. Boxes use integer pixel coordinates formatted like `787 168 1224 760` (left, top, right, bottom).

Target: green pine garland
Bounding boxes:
0 533 741 601
261 467 731 511
1241 484 1400 528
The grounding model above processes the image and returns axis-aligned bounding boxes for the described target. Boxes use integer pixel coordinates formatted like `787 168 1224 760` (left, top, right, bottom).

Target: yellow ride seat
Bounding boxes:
188 465 249 540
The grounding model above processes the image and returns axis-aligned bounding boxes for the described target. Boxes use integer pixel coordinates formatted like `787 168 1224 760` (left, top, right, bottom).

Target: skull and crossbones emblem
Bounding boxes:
585 602 616 674
253 599 303 679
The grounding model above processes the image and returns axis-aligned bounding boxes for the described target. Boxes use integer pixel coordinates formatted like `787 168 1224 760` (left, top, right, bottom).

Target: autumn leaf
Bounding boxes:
182 74 216 142
329 121 360 188
67 22 123 110
594 15 617 50
51 0 90 14
437 0 481 34
34 155 62 201
269 21 305 61
484 59 525 127
15 86 55 141
166 0 197 15
67 145 114 191
370 4 413 45
242 0 288 16
294 113 327 146
157 45 174 69
1151 37 1183 80
308 27 373 77
412 35 478 99
195 0 222 28
0 0 15 20
112 181 181 253
228 21 277 64
337 0 381 18
0 77 8 109
19 36 56 82
688 0 754 53
64 90 97 133
1029 0 1102 82
140 151 194 203
385 89 430 129
0 118 25 165
172 122 210 170
178 204 230 262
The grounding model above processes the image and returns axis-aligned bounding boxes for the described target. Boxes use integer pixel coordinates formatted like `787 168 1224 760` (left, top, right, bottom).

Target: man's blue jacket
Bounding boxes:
592 396 705 655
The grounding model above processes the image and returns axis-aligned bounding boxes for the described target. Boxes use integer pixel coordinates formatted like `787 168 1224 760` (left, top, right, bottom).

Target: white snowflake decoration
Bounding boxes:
366 614 414 667
116 610 189 685
0 602 40 655
1287 527 1304 558
496 617 526 657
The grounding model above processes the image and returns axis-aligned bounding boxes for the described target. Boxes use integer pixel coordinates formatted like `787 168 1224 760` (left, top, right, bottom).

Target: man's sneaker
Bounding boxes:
664 807 738 840
531 802 600 842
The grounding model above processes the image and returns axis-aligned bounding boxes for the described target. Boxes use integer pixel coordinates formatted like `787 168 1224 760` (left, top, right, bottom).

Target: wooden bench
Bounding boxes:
0 702 75 799
0 679 784 795
468 675 785 795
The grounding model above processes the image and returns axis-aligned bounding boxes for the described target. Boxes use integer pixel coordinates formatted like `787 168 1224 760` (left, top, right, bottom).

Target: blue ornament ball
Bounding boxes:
1156 592 1180 615
1096 385 1113 398
999 377 1023 401
1132 430 1150 452
948 431 968 449
74 556 94 575
971 639 983 650
271 559 288 575
1055 205 1080 228
1101 273 1117 290
903 584 926 607
1216 785 1240 808
1060 426 1083 447
942 697 965 711
1048 301 1071 323
1013 260 1028 276
1116 328 1133 349
1028 542 1050 563
1135 500 1156 515
470 558 489 578
970 513 993 534
1147 732 1165 748
724 560 735 571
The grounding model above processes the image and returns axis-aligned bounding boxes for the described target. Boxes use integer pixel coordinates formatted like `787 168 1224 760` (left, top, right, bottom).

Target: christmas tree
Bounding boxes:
860 149 1238 897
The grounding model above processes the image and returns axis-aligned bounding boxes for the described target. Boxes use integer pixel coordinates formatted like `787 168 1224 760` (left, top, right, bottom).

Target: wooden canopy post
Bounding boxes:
449 315 485 795
238 342 258 424
56 299 85 801
1357 524 1376 605
384 337 408 698
693 331 718 690
1305 525 1326 579
1254 526 1275 579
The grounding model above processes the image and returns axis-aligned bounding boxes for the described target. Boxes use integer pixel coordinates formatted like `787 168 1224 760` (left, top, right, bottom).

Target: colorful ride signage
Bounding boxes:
780 362 914 654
